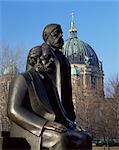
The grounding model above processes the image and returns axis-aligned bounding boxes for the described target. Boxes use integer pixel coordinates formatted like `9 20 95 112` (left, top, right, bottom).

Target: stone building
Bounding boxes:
0 62 18 134
62 14 119 139
62 14 104 105
62 14 105 137
0 75 13 133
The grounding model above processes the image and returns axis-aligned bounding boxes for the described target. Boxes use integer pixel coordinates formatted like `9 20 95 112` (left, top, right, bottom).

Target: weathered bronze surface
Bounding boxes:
8 24 92 150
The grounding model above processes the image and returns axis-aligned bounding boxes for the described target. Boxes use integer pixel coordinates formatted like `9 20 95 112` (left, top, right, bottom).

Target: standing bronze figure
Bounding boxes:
8 24 92 150
27 24 75 122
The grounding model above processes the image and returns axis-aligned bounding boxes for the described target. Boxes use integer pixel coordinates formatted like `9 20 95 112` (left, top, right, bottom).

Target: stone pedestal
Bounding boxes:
1 131 31 150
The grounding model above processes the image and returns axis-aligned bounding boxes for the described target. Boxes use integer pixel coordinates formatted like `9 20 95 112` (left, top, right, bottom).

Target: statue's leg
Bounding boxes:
10 122 41 150
10 123 92 150
41 129 92 150
41 128 68 150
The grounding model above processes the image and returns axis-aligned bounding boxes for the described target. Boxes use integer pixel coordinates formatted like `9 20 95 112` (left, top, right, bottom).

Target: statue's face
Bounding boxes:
46 26 64 49
36 48 55 74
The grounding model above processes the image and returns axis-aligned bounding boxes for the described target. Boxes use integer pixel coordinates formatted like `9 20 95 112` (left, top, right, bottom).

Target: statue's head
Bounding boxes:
42 24 64 49
27 45 55 74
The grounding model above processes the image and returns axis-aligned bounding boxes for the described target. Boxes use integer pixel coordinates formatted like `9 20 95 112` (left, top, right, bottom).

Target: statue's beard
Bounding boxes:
36 62 55 74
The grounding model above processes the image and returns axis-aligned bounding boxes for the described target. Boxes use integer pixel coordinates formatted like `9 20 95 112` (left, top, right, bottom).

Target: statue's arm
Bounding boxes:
7 74 48 136
65 57 76 121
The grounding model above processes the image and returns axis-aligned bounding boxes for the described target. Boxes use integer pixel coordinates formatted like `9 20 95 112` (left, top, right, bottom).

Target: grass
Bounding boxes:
93 147 119 150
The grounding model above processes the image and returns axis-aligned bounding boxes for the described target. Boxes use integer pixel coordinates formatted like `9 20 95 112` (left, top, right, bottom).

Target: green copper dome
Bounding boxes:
62 14 99 68
63 38 99 68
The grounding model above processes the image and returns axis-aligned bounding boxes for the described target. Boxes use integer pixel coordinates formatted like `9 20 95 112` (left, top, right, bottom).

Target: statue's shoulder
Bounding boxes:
12 71 33 86
58 51 70 64
21 71 35 84
22 70 44 83
21 72 31 80
58 50 67 59
10 73 30 90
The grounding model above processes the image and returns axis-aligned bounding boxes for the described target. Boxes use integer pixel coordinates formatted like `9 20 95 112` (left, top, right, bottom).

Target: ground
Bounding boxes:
93 147 119 150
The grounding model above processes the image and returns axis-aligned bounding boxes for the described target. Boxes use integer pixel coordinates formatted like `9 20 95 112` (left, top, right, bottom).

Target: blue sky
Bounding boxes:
0 0 119 84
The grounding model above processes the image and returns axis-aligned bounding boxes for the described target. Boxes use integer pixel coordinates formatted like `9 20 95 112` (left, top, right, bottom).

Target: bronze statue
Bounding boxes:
27 24 75 122
8 45 92 150
42 24 76 122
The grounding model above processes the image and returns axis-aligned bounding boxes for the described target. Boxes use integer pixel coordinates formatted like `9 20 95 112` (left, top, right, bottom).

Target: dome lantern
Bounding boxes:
69 13 77 38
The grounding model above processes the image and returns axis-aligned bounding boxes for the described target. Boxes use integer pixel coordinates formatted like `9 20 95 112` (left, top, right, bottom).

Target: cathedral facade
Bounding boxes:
62 15 105 137
62 14 104 105
62 15 118 139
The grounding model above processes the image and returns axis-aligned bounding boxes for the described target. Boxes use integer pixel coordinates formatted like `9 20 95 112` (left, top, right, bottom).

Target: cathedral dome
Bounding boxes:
62 14 99 68
63 38 99 68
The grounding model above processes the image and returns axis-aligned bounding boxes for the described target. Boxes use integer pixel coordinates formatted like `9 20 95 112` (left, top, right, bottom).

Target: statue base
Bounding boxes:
1 131 31 150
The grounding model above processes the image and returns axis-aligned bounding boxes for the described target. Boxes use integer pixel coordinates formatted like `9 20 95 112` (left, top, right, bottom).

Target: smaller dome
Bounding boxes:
3 60 18 75
71 66 80 76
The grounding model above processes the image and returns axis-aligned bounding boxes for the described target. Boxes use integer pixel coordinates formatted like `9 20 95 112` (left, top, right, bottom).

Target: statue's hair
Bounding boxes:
26 46 42 70
42 24 61 42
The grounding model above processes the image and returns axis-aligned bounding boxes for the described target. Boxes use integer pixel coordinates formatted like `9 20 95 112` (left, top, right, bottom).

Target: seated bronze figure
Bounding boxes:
8 45 92 150
8 24 92 150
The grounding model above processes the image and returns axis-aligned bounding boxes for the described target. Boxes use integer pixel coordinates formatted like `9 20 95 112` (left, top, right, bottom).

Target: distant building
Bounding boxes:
62 14 105 137
0 62 18 134
0 75 13 133
62 14 119 139
62 13 104 103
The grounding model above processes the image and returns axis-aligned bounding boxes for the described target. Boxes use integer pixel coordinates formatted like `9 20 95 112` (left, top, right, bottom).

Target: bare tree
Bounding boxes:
0 42 24 75
0 42 24 132
93 74 119 149
72 77 104 138
72 74 118 140
105 74 119 98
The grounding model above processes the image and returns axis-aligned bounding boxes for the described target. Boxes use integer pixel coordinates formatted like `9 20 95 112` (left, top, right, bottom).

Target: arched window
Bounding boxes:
91 75 96 88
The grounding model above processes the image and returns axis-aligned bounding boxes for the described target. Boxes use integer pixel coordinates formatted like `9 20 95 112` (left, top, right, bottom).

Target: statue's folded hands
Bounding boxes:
44 121 67 133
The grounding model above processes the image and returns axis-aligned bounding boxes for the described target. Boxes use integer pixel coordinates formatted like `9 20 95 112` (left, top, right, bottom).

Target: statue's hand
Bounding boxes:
44 121 67 133
75 125 84 132
74 122 86 132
